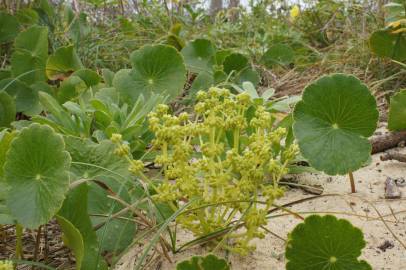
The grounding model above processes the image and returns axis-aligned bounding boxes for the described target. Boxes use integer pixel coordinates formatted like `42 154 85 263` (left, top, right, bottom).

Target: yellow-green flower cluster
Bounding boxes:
148 87 298 253
0 260 13 270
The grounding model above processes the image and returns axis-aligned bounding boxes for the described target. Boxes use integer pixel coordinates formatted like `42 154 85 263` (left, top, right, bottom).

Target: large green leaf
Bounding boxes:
223 53 249 74
176 254 230 270
286 215 372 270
369 30 406 61
72 69 101 87
0 79 39 113
11 25 48 84
0 12 20 43
235 67 260 86
181 39 216 74
59 183 108 270
0 91 16 128
116 45 186 103
46 45 83 80
57 75 88 103
3 124 71 228
56 215 84 270
16 8 39 26
388 89 406 131
293 74 378 175
262 44 295 68
0 131 15 225
189 71 214 99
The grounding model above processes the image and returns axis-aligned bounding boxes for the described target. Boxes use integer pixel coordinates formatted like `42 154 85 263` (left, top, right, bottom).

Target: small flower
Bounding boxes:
129 160 144 175
111 133 122 143
114 144 130 157
290 5 300 21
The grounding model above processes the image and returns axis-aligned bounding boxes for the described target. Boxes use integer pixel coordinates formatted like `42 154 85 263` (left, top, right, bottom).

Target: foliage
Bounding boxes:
11 25 48 84
369 1 406 61
293 74 378 175
176 254 229 270
0 92 15 128
388 89 406 131
56 215 85 269
0 12 20 43
3 124 71 229
286 215 372 270
114 44 186 103
0 1 401 269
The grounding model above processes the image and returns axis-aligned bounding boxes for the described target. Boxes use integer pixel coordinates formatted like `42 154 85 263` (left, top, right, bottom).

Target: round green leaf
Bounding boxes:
72 69 101 87
215 49 232 66
223 53 249 74
177 254 229 270
293 74 378 175
0 78 38 113
125 44 186 102
57 75 87 103
388 89 406 131
11 25 48 84
181 39 216 74
235 67 260 86
56 215 84 270
0 91 16 128
286 215 372 270
46 45 83 80
16 8 39 26
0 12 20 43
4 124 71 228
189 71 214 99
262 44 294 68
369 30 406 61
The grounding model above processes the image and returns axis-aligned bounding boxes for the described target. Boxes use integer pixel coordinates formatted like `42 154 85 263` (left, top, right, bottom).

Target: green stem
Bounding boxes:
15 224 23 260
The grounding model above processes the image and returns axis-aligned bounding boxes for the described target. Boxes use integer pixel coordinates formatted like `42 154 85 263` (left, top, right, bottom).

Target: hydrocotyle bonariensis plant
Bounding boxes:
293 74 378 193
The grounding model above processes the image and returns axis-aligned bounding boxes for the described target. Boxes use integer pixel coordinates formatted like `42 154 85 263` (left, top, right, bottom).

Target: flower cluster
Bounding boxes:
148 87 299 253
113 87 299 254
0 261 13 270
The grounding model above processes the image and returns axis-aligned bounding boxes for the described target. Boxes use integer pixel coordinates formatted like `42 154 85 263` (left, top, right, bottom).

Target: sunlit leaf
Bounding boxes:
181 39 216 74
11 25 48 84
177 254 229 270
388 89 406 131
46 45 83 80
286 215 372 270
3 124 71 228
293 74 378 175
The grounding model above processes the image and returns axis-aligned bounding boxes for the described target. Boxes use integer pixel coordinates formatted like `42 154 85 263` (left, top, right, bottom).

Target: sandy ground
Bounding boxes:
117 147 406 270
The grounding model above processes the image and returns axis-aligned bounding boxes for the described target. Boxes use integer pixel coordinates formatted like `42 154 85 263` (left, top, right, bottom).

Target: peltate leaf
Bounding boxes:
46 45 83 80
262 44 295 68
369 30 406 61
181 39 216 74
286 215 372 270
0 12 20 43
3 124 71 228
176 254 230 270
0 91 16 128
11 25 48 84
388 89 406 131
117 45 186 103
293 74 378 175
